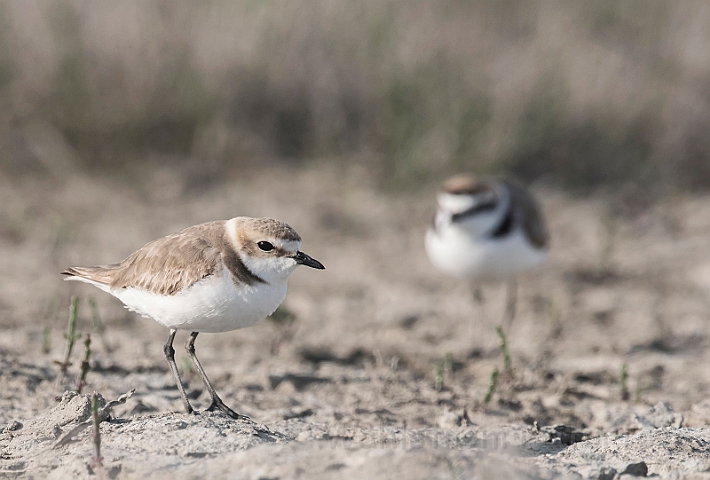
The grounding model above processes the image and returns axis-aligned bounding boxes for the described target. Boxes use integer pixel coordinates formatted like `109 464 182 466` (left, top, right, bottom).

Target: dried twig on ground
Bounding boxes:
52 389 135 449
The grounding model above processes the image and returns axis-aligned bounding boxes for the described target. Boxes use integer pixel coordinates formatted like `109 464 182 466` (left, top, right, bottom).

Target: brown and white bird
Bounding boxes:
63 217 324 419
425 174 549 328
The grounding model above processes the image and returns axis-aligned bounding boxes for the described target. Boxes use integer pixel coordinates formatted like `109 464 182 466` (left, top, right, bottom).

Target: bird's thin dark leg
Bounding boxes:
163 329 195 415
504 278 518 331
185 332 247 420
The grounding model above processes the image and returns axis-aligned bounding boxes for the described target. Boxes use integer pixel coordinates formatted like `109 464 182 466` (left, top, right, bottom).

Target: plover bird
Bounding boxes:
425 174 549 328
63 217 324 419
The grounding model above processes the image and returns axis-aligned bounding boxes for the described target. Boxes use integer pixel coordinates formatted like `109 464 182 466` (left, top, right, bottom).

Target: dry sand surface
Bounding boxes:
2 165 710 478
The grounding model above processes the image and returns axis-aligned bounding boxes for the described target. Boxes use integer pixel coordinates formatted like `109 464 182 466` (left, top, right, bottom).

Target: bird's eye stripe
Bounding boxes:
257 241 274 252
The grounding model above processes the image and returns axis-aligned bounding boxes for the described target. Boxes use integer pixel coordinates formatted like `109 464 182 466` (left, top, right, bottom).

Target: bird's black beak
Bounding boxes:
294 251 325 270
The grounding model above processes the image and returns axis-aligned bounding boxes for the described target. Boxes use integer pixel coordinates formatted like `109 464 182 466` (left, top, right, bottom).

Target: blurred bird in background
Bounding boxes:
426 173 549 336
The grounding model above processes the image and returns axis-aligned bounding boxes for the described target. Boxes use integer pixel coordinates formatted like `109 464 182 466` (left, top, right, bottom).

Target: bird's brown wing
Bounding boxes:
62 221 226 296
505 182 550 249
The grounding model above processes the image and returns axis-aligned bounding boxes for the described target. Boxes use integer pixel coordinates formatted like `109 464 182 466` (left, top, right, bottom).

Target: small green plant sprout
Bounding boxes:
620 363 630 401
435 352 456 392
483 367 499 406
434 362 444 392
55 296 81 384
42 326 52 354
269 304 297 326
76 334 92 394
88 296 112 352
495 326 514 379
91 392 105 480
444 352 454 378
180 355 192 377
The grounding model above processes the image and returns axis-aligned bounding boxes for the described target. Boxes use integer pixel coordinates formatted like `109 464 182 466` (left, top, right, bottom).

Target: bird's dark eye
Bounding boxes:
257 241 274 252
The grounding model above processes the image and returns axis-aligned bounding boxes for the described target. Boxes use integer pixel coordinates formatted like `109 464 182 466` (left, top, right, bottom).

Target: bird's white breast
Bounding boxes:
112 269 289 333
425 223 546 282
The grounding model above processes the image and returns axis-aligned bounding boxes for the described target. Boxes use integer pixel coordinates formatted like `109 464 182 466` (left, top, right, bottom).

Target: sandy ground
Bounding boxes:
2 164 710 478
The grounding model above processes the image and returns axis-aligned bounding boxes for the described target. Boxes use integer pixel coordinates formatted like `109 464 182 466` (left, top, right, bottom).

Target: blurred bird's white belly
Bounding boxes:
425 226 546 281
112 271 288 333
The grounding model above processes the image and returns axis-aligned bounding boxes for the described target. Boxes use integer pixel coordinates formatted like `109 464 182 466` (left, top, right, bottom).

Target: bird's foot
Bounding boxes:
205 396 249 420
180 400 196 416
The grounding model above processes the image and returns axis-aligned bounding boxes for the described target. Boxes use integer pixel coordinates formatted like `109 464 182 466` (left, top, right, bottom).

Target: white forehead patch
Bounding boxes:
226 218 241 250
437 192 476 214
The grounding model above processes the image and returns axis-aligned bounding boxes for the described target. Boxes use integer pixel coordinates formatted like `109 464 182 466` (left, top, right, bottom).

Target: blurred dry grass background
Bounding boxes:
0 0 709 191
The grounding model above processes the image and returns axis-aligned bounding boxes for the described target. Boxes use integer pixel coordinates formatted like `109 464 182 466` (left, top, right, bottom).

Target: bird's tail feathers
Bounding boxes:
62 266 116 291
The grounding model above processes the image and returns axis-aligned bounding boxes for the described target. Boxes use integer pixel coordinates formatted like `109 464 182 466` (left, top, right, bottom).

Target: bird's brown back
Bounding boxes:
63 221 230 295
